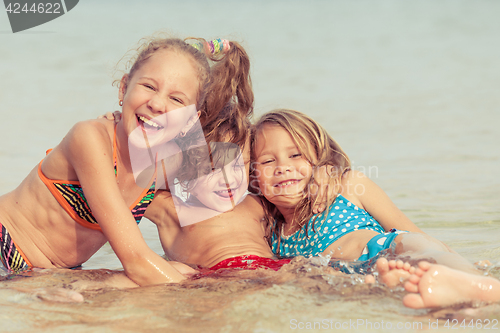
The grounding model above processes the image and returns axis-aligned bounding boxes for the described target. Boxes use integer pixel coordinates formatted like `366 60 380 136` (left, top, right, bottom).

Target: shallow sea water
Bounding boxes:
1 0 499 332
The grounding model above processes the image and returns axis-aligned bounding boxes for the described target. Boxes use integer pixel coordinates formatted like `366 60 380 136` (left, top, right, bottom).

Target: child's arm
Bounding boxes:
342 170 425 233
144 190 180 229
144 189 184 256
61 121 189 286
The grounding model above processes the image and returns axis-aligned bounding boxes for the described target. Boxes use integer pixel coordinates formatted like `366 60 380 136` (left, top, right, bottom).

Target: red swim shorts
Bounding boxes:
210 255 291 271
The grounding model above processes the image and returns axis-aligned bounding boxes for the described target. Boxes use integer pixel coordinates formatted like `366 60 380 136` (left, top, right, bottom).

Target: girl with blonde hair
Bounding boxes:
250 109 478 276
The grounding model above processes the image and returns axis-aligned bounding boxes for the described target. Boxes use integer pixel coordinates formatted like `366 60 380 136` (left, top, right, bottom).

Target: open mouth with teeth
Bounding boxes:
274 179 300 187
137 115 164 131
214 188 235 200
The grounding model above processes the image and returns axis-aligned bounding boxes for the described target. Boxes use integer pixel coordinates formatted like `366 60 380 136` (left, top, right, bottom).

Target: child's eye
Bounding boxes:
143 84 156 91
202 166 212 175
171 96 184 104
211 168 222 176
260 159 273 165
291 153 302 158
232 164 245 171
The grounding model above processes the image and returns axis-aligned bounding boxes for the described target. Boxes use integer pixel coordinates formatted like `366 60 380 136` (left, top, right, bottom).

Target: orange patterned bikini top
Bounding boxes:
38 126 156 231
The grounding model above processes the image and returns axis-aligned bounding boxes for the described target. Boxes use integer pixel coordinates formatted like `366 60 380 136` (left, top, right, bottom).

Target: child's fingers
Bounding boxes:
310 165 336 213
312 203 326 214
97 111 122 122
170 261 198 277
97 112 115 120
113 111 122 123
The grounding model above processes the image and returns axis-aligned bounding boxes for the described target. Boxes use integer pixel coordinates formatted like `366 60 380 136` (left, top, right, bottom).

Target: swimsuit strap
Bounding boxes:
38 123 157 231
111 124 157 224
113 124 118 177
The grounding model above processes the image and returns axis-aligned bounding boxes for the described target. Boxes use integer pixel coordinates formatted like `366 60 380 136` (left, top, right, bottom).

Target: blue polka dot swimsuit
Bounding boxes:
271 194 385 258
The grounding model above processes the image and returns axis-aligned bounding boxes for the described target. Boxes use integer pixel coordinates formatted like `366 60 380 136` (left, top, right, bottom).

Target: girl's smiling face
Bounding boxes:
189 147 249 213
119 49 200 146
253 123 314 210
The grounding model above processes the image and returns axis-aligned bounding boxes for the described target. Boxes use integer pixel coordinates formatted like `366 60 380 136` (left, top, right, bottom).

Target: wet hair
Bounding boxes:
116 33 254 144
249 109 351 254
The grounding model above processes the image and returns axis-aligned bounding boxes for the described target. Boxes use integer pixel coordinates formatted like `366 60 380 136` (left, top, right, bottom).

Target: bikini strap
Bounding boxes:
113 124 118 177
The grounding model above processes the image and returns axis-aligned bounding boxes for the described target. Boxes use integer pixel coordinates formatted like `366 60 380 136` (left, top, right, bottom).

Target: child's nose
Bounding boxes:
274 164 292 176
221 169 235 186
147 95 166 114
221 167 242 187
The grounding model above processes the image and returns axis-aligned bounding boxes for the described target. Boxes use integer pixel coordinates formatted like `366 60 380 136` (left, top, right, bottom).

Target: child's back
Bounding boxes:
148 191 272 268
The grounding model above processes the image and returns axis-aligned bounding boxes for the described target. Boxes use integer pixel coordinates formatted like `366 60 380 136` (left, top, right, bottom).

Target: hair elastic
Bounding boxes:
191 38 230 56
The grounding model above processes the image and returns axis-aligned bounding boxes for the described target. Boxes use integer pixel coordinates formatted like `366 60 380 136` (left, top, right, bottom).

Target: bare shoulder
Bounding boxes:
53 120 114 165
145 190 176 225
237 194 265 220
338 170 374 208
340 170 424 233
241 193 264 209
341 169 383 191
341 169 369 184
41 119 114 179
64 119 113 149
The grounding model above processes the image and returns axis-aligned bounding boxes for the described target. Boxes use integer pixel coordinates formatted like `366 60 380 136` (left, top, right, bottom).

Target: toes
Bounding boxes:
404 280 419 293
403 262 411 271
395 260 404 269
417 261 432 271
407 274 421 284
403 293 426 309
365 274 376 284
414 267 426 277
376 258 390 274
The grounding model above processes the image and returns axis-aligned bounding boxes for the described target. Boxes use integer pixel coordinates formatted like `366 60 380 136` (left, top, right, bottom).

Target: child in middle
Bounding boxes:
146 103 293 270
143 37 333 271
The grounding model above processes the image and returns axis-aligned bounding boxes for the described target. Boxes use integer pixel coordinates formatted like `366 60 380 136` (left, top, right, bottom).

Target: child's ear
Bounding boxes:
180 111 201 134
118 74 129 101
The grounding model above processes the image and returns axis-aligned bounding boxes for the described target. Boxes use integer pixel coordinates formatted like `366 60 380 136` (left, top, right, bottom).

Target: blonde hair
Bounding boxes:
249 109 351 253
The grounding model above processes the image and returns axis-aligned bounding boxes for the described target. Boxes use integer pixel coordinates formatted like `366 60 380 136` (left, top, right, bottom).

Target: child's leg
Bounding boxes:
394 233 477 274
403 261 500 309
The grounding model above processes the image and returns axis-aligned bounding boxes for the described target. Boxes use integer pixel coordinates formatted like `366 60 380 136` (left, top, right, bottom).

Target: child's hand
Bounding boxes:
310 165 336 214
169 261 198 278
97 111 122 123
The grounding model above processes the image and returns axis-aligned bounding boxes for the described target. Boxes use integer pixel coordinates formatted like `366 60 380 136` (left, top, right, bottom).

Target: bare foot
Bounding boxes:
403 261 500 309
364 274 376 284
376 258 415 287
